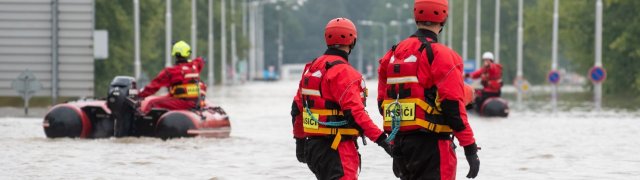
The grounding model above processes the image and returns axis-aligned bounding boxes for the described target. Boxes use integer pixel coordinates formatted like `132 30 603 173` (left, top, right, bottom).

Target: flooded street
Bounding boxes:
1 81 639 179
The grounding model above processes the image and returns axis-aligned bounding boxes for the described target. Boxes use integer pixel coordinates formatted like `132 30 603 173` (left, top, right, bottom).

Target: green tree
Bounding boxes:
95 0 249 96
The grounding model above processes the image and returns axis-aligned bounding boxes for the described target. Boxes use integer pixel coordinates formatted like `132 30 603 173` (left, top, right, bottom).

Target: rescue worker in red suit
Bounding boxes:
376 0 480 179
139 41 206 113
290 18 392 180
466 52 503 107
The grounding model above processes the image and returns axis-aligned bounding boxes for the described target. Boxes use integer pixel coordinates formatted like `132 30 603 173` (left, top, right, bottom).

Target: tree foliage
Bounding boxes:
94 0 246 96
95 0 640 101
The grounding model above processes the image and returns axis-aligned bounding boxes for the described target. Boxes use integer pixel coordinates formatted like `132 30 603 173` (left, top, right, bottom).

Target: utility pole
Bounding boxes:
257 4 264 79
134 0 141 80
277 22 283 79
208 0 215 87
594 0 603 111
165 0 172 67
242 0 248 37
551 0 559 113
462 0 468 62
51 0 59 104
231 0 237 84
357 37 364 73
378 22 388 54
447 0 453 48
475 0 481 68
248 2 255 81
221 0 227 85
517 0 524 107
494 0 500 63
191 0 197 59
395 7 402 42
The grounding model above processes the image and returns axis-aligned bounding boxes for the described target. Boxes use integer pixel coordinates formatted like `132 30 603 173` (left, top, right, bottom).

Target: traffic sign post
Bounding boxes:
548 70 561 113
463 60 476 84
11 69 42 116
513 77 530 94
589 66 606 111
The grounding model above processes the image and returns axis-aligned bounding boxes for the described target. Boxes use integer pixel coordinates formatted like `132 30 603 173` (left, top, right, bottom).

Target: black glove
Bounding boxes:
375 133 392 157
464 73 470 78
295 138 306 163
464 143 480 178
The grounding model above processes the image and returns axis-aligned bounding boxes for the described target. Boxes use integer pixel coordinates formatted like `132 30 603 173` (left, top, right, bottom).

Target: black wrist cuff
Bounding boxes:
464 143 478 155
375 133 388 144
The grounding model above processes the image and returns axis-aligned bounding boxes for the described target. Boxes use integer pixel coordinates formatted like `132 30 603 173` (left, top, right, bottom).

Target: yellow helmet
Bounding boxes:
171 41 191 58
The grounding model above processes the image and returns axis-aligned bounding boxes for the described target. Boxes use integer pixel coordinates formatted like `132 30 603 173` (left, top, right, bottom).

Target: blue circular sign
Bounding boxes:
589 66 606 83
548 70 561 84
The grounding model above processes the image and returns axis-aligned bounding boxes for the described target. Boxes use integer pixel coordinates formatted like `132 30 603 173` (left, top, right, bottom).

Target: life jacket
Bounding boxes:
481 63 503 92
380 34 453 135
299 57 360 150
169 63 204 99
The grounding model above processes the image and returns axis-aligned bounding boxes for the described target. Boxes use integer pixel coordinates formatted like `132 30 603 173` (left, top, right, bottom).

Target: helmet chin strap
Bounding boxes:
347 39 357 55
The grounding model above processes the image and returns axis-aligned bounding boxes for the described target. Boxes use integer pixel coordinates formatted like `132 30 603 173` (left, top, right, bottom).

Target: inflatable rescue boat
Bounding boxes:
472 89 510 117
43 76 230 139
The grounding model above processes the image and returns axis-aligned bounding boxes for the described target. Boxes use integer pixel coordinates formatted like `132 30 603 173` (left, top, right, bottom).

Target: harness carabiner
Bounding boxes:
304 100 348 127
386 93 402 143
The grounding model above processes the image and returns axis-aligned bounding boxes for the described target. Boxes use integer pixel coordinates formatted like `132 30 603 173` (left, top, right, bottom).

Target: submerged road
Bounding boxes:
1 81 639 179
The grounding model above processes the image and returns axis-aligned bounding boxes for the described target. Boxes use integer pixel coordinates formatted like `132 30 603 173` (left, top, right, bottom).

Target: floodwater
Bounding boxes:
1 81 639 179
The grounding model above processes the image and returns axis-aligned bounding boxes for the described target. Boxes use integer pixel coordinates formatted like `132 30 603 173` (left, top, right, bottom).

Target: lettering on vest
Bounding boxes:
302 109 320 129
383 103 416 121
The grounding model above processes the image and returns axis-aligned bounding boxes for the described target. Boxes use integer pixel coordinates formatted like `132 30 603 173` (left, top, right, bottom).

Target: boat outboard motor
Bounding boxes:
107 76 138 137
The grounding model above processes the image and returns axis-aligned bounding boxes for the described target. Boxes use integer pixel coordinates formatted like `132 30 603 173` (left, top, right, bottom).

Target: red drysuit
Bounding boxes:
139 57 205 113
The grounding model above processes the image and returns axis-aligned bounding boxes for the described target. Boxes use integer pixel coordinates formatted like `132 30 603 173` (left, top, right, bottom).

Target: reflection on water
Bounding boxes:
1 81 639 179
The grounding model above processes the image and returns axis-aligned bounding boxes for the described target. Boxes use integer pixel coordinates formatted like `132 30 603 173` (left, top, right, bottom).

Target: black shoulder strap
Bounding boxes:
417 36 435 65
325 60 347 70
314 60 347 98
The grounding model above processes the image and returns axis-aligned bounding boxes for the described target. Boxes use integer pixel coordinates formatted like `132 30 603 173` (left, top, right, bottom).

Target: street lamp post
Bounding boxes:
517 0 524 107
208 0 215 88
386 3 409 42
594 0 603 111
405 18 414 35
462 0 468 62
221 0 227 84
248 2 256 81
475 0 481 69
191 0 197 59
165 0 172 67
448 0 453 48
231 0 237 84
359 20 388 54
494 0 500 63
134 0 140 80
551 0 559 113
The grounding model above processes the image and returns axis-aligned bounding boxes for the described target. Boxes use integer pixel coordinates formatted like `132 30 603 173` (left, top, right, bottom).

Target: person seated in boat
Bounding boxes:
138 41 206 113
465 51 503 105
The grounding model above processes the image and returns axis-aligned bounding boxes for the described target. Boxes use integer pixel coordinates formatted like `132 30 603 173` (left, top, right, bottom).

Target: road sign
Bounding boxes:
464 60 477 84
11 69 42 115
589 66 606 83
513 77 530 93
548 70 561 84
464 60 477 74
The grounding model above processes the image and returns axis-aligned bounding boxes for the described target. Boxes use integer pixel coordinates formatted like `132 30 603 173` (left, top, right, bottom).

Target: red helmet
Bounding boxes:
414 0 449 23
324 18 357 46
